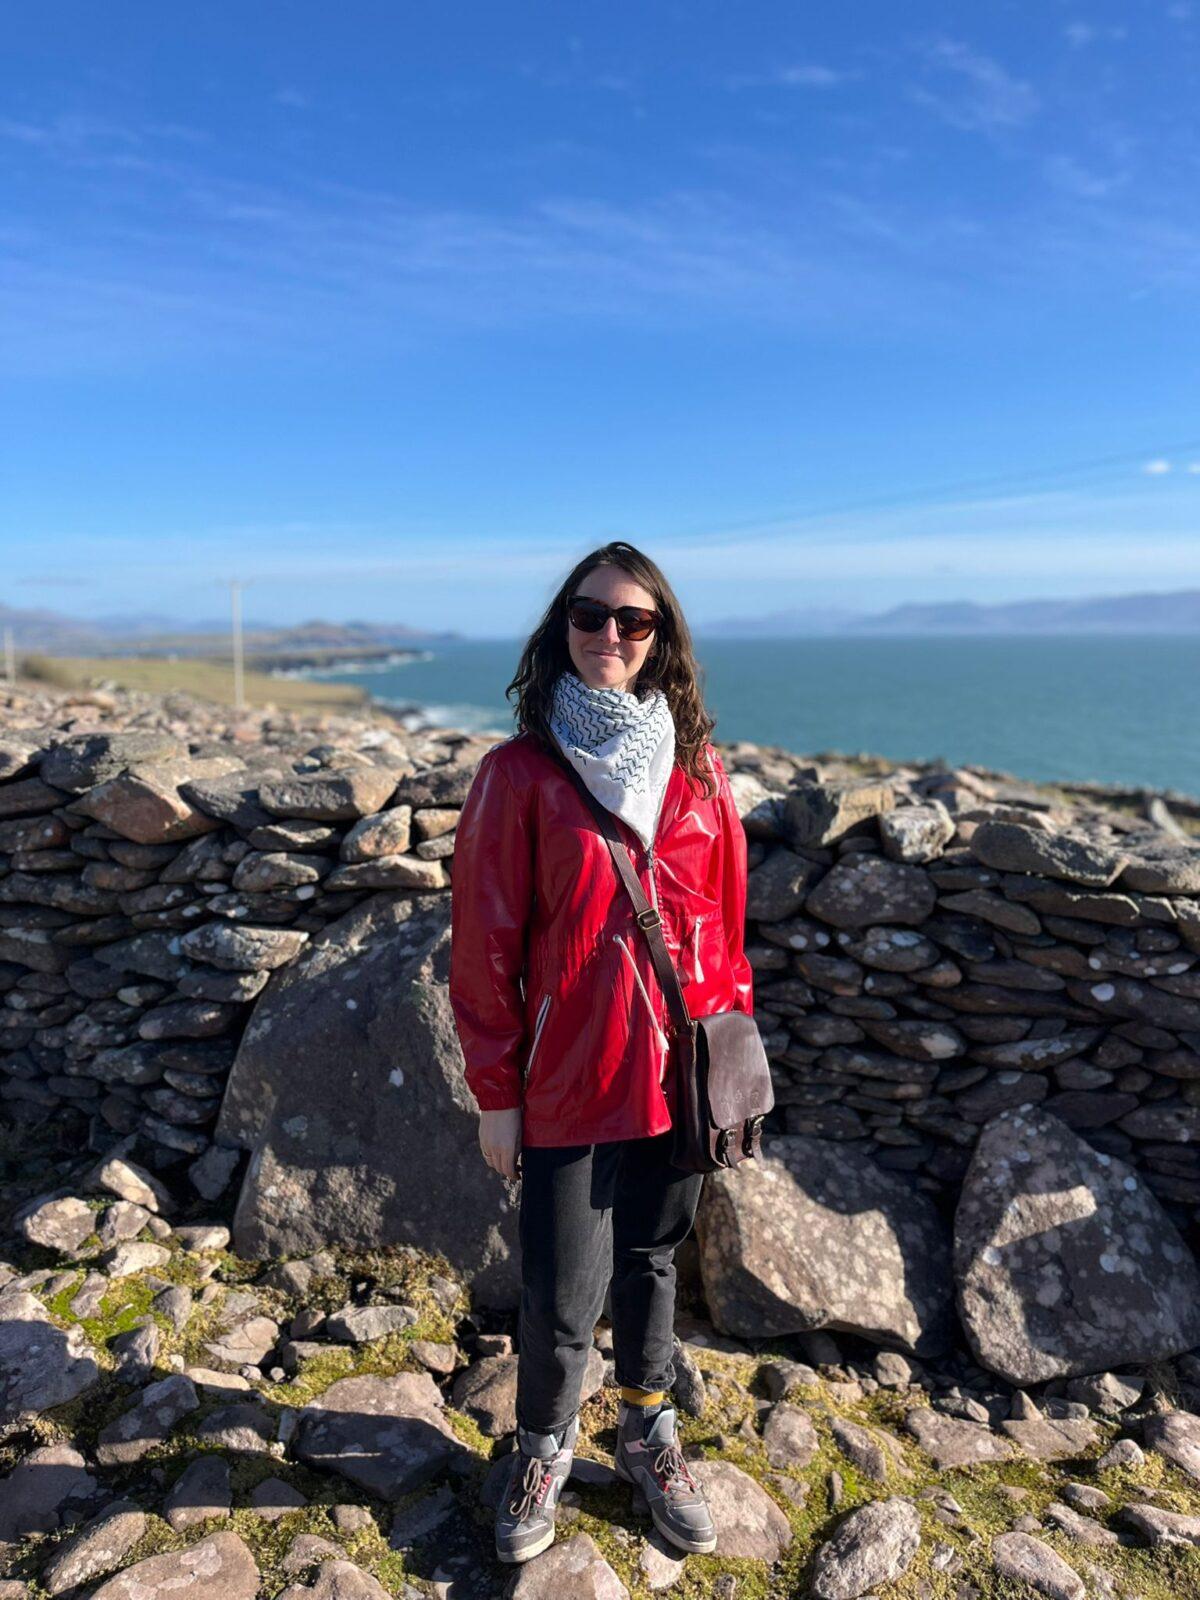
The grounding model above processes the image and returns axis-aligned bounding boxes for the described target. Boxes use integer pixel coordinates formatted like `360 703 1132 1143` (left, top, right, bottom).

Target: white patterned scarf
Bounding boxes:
548 669 676 850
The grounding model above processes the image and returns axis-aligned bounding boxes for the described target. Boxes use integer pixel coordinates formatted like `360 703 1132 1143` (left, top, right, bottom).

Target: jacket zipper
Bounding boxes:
646 840 660 912
691 913 704 982
614 932 671 1076
526 991 552 1076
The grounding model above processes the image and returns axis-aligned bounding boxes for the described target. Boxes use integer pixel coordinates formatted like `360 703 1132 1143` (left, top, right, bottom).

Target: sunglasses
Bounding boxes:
566 594 661 642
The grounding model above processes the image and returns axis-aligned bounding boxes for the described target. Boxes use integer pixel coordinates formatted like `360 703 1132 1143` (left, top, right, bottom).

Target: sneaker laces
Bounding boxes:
651 1438 699 1496
508 1448 556 1521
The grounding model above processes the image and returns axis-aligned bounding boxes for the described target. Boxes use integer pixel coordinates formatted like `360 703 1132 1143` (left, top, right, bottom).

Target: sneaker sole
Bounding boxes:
495 1525 555 1564
613 1451 717 1554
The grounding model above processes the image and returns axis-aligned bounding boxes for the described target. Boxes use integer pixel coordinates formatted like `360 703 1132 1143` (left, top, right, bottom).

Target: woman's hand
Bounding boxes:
478 1107 522 1180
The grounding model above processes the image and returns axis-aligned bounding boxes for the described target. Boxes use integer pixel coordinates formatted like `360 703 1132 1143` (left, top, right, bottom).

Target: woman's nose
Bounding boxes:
601 616 622 643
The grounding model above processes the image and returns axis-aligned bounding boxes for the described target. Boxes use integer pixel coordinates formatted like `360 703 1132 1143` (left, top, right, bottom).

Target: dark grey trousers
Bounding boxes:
514 1130 706 1436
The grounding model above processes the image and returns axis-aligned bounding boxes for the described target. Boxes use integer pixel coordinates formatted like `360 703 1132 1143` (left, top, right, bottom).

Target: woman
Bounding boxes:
448 540 754 1565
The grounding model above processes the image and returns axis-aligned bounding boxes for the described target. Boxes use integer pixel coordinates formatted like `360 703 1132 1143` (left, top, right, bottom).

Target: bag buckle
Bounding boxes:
743 1114 765 1157
636 907 661 930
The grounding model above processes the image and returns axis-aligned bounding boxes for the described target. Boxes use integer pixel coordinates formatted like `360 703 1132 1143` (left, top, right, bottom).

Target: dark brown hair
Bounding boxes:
505 540 718 800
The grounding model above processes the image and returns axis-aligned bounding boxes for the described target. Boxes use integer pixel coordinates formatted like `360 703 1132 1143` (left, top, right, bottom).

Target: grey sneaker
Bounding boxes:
613 1399 717 1554
494 1414 579 1564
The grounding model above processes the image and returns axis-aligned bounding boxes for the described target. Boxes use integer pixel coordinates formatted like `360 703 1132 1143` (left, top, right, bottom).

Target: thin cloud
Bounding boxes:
1044 153 1123 198
725 63 860 91
0 112 203 182
908 37 1039 135
4 87 1200 379
1143 459 1172 474
14 574 91 588
776 64 857 88
1063 21 1128 47
0 113 139 152
15 483 1200 613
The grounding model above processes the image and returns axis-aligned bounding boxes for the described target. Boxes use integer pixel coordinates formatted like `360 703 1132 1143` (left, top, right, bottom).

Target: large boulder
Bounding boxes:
0 1288 100 1432
694 1134 953 1355
218 891 519 1305
990 1532 1085 1599
88 1531 258 1600
955 1106 1200 1385
41 1502 147 1596
15 1194 96 1254
1143 1410 1200 1482
94 1374 199 1465
0 1443 100 1546
688 1460 793 1562
293 1372 466 1497
508 1533 629 1599
810 1496 922 1599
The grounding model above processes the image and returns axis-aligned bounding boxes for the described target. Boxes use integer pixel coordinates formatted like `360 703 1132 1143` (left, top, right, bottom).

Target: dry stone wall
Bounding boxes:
743 761 1200 1234
2 680 1200 1248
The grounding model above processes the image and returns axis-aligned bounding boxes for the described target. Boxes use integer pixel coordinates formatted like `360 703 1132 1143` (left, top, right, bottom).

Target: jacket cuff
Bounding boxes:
470 1084 524 1112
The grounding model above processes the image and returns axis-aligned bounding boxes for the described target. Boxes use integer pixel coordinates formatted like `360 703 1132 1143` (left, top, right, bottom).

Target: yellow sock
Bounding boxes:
620 1387 667 1407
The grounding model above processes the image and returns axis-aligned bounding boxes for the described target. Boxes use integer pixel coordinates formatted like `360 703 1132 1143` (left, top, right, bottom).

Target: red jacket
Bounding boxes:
448 730 754 1146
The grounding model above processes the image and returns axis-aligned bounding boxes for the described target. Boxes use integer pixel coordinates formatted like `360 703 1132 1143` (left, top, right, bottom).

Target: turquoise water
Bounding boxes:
310 635 1200 797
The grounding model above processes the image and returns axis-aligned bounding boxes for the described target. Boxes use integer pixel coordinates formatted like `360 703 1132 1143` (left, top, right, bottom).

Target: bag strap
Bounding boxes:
543 742 694 1039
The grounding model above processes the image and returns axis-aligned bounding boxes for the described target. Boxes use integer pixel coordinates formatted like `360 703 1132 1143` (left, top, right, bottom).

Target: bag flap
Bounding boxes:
695 1011 775 1126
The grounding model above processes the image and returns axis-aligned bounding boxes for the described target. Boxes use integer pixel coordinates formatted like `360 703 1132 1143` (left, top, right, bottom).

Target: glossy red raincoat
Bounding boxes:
448 729 754 1146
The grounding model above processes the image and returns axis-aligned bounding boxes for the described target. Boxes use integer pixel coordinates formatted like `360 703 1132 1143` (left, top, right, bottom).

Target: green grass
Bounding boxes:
7 1140 1200 1598
18 654 368 715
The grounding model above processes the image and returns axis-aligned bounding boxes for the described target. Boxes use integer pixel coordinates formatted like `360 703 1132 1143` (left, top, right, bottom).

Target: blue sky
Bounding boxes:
2 1 1199 637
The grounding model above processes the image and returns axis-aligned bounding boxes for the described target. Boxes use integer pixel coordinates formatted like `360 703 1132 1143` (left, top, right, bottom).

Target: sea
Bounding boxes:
305 635 1200 799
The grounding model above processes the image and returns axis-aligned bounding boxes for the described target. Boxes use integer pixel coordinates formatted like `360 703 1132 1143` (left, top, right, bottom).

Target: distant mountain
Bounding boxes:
0 605 462 655
700 589 1200 637
855 591 1200 634
251 619 459 647
700 606 866 637
7 590 1200 654
0 604 110 654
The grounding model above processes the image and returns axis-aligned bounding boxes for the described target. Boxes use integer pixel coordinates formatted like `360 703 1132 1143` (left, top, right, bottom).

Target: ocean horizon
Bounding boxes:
309 633 1200 799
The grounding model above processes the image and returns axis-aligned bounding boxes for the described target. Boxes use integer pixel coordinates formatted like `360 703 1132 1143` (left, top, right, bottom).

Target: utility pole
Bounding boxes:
230 581 245 711
3 627 14 686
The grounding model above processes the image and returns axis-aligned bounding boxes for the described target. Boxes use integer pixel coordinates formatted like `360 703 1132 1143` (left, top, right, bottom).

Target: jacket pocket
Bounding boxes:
614 932 671 1077
690 913 706 984
525 991 552 1080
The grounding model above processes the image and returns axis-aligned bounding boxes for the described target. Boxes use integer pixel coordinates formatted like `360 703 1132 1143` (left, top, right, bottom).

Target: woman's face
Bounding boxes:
566 565 659 695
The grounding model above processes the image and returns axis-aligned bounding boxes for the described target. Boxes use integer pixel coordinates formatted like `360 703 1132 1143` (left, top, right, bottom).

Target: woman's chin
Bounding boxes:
578 662 628 691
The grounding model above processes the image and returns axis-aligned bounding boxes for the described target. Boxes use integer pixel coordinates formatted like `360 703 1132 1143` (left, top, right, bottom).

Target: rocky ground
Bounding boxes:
5 1116 1200 1600
3 678 1200 1598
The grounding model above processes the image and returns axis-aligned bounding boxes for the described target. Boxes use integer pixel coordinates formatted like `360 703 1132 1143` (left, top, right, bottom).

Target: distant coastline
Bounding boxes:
266 648 434 678
4 587 1200 658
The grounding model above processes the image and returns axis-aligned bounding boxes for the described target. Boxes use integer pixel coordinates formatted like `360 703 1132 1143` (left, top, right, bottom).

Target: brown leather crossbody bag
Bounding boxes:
546 746 774 1173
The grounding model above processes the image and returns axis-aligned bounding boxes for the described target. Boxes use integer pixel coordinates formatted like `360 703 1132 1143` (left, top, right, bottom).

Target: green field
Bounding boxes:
19 655 370 716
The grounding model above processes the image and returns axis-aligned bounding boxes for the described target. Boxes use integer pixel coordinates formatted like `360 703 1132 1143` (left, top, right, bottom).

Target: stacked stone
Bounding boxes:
736 757 1200 1232
2 680 1200 1239
0 684 492 1187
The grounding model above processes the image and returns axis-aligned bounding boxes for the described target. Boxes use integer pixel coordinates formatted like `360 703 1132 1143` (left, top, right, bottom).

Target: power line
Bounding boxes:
230 580 245 711
660 437 1200 546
